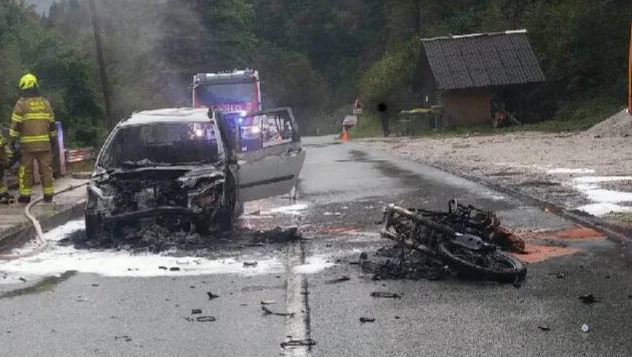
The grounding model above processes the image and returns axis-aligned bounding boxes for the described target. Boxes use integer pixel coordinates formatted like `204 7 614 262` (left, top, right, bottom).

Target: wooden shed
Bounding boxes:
416 29 545 127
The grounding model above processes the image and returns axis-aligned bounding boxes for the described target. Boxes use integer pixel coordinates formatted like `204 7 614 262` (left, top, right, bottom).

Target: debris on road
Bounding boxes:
362 246 449 281
359 317 376 323
325 276 350 284
196 316 216 322
207 292 220 300
374 200 527 283
115 335 132 342
169 267 181 272
262 306 295 317
538 325 551 331
159 266 167 270
191 309 202 315
280 339 317 348
243 261 258 268
579 294 599 304
251 226 303 244
581 324 591 333
371 292 402 299
261 300 276 305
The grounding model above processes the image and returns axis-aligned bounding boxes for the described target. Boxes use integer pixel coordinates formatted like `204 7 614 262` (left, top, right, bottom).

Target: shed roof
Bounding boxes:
421 29 545 91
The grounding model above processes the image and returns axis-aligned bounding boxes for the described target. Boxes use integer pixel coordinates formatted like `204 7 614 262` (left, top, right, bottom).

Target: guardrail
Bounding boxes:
65 147 96 163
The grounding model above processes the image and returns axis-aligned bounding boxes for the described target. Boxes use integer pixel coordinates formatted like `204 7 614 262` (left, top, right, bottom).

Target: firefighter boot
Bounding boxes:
43 195 53 203
18 195 31 204
0 192 15 205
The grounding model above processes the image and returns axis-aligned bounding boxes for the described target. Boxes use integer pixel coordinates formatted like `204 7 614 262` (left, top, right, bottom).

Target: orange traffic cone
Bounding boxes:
340 127 350 142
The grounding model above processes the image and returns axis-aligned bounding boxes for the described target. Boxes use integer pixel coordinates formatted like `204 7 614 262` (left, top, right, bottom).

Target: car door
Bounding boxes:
234 107 306 202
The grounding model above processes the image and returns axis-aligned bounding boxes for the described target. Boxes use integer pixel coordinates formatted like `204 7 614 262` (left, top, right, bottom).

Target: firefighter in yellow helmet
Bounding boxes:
7 73 57 204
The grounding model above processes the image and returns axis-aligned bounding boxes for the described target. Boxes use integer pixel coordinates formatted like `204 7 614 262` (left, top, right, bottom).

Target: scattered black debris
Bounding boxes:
359 252 368 260
91 284 99 287
190 286 196 289
115 335 132 342
159 266 167 270
18 277 26 282
628 294 632 299
557 273 566 279
262 306 295 317
605 275 611 279
196 316 216 322
538 326 551 331
169 267 180 272
371 292 402 299
359 317 375 323
281 339 317 348
325 276 350 284
579 294 599 304
191 309 202 315
252 226 303 244
243 261 258 268
363 247 449 281
261 300 276 305
395 316 400 319
207 292 220 300
185 317 195 322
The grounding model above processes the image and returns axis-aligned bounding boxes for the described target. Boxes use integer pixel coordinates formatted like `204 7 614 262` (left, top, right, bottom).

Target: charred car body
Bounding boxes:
85 107 306 239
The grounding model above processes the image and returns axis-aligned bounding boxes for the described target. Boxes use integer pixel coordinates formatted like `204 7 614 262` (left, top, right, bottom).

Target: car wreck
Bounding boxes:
85 107 306 239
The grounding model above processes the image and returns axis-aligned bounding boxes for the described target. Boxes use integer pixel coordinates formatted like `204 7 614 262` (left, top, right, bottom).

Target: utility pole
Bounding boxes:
89 0 114 129
628 13 632 117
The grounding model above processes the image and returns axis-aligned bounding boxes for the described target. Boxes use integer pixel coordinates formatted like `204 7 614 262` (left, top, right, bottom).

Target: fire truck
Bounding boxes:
192 69 264 148
192 69 262 113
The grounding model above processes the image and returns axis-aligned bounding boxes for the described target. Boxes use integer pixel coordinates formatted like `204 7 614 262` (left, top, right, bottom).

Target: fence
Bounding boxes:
65 147 96 164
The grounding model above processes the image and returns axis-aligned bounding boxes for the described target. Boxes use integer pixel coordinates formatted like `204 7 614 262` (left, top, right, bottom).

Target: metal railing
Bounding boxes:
65 148 96 163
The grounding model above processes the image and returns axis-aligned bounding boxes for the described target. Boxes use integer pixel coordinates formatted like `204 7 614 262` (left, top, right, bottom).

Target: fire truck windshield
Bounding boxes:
196 82 254 106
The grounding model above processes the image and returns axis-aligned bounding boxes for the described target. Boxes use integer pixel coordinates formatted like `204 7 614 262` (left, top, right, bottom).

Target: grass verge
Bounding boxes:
352 98 625 140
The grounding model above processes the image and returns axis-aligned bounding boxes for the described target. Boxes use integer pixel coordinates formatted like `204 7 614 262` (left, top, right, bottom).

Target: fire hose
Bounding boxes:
0 182 89 261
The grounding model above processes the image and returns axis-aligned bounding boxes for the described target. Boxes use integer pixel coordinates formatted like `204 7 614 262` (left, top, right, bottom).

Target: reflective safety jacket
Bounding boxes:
9 97 57 152
0 133 6 167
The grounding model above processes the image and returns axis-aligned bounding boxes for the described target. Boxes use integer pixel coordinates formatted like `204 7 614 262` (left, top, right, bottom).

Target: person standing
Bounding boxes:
378 103 389 137
8 73 57 204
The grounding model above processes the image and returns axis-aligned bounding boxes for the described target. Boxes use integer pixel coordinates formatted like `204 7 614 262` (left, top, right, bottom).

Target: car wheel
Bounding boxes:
85 212 103 240
219 178 237 232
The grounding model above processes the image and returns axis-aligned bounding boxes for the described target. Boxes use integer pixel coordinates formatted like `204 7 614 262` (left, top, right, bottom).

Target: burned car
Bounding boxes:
85 108 306 239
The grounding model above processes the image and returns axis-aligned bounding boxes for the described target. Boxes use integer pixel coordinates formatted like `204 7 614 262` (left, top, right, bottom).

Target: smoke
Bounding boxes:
93 0 206 111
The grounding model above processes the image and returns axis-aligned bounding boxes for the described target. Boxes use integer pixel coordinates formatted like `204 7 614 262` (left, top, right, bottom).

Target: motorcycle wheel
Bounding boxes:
437 240 527 282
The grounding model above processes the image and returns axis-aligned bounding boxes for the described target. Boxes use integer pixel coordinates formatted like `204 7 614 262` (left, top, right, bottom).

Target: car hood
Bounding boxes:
92 164 225 188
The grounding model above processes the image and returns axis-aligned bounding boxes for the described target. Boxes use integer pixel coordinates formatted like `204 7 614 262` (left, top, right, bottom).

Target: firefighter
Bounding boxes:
0 132 16 204
8 73 57 204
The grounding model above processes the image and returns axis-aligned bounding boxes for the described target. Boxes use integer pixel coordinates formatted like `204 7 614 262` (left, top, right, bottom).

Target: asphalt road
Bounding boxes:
1 136 631 357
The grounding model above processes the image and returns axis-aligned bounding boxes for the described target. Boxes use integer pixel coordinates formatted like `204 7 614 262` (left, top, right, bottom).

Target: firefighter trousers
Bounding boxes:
0 166 7 196
19 150 54 198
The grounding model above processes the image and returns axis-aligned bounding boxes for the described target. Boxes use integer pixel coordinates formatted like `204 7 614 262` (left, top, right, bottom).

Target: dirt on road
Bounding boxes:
361 109 632 223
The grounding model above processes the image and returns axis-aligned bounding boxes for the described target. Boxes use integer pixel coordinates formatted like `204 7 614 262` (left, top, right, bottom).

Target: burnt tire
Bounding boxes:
437 241 527 283
85 213 104 241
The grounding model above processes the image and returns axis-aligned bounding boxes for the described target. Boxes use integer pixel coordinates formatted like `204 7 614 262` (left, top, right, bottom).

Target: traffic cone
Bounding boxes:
340 127 350 142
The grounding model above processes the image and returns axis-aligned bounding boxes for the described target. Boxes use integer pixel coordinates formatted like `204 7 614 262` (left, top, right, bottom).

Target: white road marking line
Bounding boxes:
284 242 311 356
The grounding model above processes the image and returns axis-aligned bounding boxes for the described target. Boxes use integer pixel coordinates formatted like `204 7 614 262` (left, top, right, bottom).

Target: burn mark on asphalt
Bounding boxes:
0 270 77 299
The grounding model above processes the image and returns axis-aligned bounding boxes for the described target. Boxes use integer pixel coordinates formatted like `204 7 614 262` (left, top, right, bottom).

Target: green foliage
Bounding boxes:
358 37 421 111
1 0 630 146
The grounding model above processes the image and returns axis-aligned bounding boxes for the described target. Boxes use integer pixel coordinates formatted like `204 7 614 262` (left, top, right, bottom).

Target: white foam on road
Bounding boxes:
1 218 342 285
0 220 286 284
547 168 596 174
291 256 335 274
571 176 632 216
575 203 632 217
